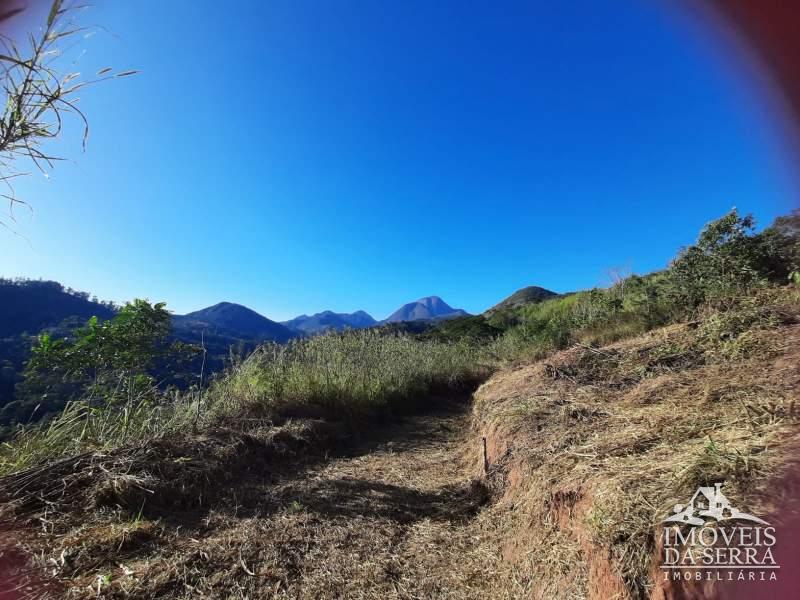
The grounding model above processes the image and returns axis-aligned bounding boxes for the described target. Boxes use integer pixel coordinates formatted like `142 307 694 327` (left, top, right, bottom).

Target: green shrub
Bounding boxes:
423 315 504 343
667 210 777 309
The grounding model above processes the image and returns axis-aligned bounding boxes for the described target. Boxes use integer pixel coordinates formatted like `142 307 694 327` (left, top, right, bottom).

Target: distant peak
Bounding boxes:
204 301 247 311
383 296 466 323
485 285 559 315
279 309 376 334
175 301 293 343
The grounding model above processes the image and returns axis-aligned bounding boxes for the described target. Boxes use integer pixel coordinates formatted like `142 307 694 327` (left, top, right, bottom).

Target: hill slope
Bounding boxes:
472 289 800 597
0 280 117 419
173 302 294 343
383 296 468 323
0 279 115 338
4 289 798 599
484 285 558 315
282 310 376 335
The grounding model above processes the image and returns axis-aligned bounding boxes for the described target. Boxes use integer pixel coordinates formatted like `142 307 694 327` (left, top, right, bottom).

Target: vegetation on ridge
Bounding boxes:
0 209 799 598
0 208 796 476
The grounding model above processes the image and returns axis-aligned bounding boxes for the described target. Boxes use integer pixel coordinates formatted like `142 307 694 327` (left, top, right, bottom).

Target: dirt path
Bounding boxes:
119 407 504 599
256 409 494 598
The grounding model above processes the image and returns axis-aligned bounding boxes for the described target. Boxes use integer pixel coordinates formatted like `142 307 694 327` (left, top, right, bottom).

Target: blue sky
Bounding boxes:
2 0 796 321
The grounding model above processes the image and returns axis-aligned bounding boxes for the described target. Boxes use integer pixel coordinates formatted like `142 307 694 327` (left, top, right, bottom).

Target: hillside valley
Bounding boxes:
1 285 798 599
2 208 799 600
0 280 554 434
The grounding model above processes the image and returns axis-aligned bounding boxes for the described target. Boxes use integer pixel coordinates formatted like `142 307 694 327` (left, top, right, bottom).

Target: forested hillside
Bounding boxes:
0 279 116 338
0 280 117 432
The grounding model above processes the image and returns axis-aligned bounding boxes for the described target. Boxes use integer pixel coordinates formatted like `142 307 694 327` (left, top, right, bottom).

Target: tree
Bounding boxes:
24 300 172 404
754 209 800 283
0 0 136 229
668 209 765 307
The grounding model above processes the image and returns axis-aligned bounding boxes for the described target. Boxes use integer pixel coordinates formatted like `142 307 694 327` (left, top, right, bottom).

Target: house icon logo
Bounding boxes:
663 482 769 526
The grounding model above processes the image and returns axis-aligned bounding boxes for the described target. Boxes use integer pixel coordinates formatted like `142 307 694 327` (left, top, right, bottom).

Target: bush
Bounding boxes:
755 209 800 283
668 210 779 308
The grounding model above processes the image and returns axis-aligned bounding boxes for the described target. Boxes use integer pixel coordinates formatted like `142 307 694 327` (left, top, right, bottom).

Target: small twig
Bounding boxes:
239 552 256 576
194 330 207 431
576 343 615 358
544 363 578 384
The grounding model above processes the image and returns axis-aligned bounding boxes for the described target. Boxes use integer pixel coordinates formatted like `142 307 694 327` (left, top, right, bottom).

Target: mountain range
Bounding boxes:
1 281 560 344
0 278 557 414
169 296 470 340
279 296 469 335
281 310 376 335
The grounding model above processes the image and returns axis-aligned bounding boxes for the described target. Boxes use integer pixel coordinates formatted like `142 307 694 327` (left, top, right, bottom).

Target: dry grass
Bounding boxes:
1 289 798 599
470 287 800 598
1 407 500 599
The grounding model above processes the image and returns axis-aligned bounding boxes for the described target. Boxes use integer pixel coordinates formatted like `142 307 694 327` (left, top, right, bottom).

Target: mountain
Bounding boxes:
485 286 558 315
382 296 468 323
282 310 376 335
0 278 116 338
173 302 294 343
0 279 119 426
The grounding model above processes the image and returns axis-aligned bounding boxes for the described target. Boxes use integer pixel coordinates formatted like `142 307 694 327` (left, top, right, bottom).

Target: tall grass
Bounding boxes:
202 329 484 424
0 384 188 475
0 330 484 474
487 293 594 361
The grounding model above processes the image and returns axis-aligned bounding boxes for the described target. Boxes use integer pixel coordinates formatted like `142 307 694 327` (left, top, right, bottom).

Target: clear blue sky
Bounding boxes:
2 0 796 321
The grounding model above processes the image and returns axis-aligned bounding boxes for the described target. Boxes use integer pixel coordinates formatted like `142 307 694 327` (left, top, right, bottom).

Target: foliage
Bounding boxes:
0 279 121 432
422 315 504 343
0 0 136 226
668 209 765 307
490 210 800 361
754 208 800 283
24 300 173 405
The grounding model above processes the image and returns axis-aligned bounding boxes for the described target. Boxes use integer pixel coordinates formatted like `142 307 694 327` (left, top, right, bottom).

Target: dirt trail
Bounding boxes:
90 406 505 599
251 408 494 598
